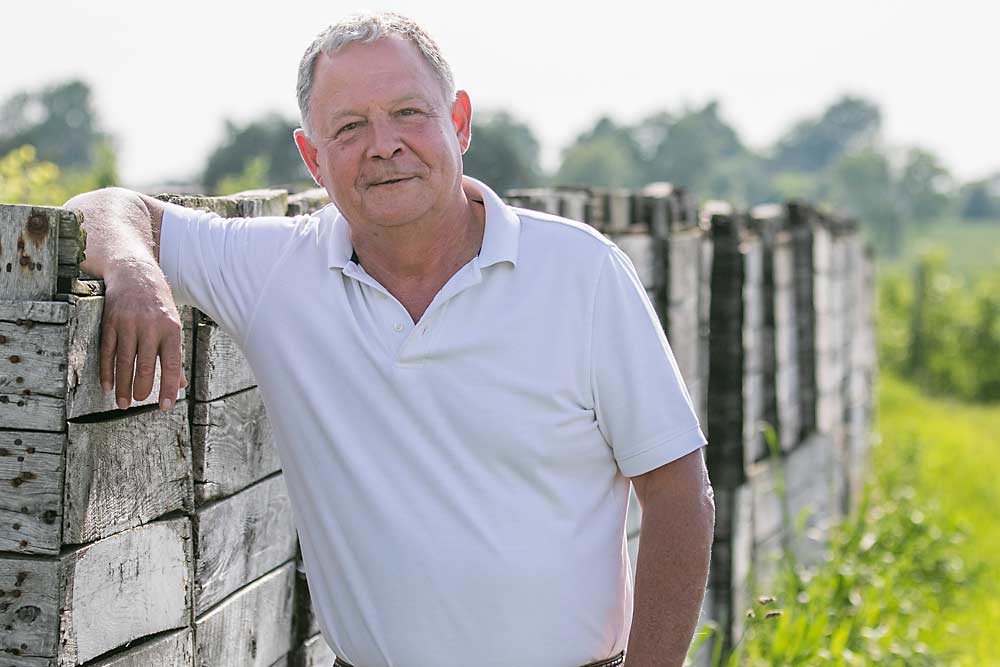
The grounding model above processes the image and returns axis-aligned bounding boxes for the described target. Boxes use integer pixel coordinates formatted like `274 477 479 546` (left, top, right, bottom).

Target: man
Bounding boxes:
65 12 714 667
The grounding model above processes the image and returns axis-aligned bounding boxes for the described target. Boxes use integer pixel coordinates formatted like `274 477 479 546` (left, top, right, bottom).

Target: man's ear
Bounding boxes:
451 90 472 155
293 128 323 187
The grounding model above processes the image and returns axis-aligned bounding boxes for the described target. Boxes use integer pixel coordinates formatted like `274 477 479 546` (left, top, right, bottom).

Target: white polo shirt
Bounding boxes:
159 176 706 667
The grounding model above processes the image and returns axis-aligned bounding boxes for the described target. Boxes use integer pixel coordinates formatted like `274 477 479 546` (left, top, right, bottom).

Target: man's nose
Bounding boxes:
366 116 403 160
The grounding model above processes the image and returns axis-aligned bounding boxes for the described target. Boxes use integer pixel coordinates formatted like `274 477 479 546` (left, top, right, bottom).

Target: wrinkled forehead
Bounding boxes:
313 37 450 112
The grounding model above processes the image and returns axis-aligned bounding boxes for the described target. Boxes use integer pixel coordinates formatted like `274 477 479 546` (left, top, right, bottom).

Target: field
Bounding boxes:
702 215 1000 665
879 218 1000 284
875 372 1000 664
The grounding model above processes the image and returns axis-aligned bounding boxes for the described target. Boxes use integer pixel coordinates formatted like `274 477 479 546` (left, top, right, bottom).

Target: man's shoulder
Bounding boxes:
510 206 613 260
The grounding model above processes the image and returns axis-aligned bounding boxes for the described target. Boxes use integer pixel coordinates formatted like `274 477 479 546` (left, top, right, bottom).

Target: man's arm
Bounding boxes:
625 448 715 667
63 187 186 411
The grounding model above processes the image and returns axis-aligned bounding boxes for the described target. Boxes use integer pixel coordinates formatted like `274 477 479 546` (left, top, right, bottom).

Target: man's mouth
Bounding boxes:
371 176 414 187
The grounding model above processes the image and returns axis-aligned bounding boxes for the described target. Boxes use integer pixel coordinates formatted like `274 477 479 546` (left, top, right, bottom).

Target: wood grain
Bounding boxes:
0 556 60 661
194 474 297 614
192 387 278 504
0 206 60 301
63 402 192 545
59 518 192 666
192 315 256 402
194 561 295 667
286 189 330 217
0 431 64 555
86 629 193 667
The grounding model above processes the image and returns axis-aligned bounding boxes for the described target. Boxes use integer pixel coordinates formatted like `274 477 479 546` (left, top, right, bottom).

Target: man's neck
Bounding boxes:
348 180 486 321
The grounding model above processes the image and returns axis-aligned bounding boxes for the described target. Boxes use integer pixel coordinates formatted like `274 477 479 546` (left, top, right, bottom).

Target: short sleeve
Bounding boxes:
591 244 707 477
159 201 301 343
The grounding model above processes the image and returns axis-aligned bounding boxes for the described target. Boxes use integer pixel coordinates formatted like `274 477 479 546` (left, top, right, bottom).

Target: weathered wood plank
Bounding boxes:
86 629 193 667
192 387 278 503
286 189 330 217
0 556 60 660
193 315 256 402
0 655 55 666
0 431 64 555
0 395 64 433
194 474 297 614
232 190 289 218
0 206 60 301
59 518 192 666
0 301 70 325
194 561 295 667
63 402 192 545
0 318 67 400
156 189 288 220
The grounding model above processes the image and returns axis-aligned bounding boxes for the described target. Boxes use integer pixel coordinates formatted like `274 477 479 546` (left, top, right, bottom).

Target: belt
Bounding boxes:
333 650 625 667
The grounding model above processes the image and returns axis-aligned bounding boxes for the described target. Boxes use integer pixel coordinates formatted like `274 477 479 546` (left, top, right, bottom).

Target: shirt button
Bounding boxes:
393 323 404 333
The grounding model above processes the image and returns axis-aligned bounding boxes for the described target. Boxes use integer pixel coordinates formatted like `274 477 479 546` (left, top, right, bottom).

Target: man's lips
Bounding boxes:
368 176 415 187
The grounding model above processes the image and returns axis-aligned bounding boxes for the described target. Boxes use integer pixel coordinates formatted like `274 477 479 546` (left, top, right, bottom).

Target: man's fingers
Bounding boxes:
114 332 138 410
157 336 183 411
132 336 159 402
99 323 118 393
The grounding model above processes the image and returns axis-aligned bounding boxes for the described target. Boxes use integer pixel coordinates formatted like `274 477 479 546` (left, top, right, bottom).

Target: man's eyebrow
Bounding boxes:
328 95 434 123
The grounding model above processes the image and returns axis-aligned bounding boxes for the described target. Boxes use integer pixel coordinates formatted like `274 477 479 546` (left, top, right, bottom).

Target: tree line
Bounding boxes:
2 79 998 258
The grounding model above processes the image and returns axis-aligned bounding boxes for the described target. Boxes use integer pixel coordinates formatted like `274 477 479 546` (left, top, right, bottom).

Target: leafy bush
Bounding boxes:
878 246 1000 401
692 414 979 666
0 143 117 205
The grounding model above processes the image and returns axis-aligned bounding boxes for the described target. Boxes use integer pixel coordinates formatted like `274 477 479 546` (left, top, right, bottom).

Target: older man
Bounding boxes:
66 12 714 667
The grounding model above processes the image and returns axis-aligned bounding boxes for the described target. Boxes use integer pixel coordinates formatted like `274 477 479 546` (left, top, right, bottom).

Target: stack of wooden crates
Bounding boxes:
0 190 334 667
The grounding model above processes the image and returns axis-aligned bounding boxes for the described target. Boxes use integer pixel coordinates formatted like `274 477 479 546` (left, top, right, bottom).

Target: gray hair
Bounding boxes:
296 11 457 138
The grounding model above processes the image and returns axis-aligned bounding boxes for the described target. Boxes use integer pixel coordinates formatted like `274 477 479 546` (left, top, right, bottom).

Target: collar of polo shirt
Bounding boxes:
324 176 521 271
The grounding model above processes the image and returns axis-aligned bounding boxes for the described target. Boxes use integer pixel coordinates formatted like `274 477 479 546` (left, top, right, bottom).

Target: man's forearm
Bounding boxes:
62 187 185 409
65 187 159 279
625 490 714 666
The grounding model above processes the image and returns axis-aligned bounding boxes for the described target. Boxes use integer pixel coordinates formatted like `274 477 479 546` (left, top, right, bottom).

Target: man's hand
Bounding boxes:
64 186 186 412
101 259 188 410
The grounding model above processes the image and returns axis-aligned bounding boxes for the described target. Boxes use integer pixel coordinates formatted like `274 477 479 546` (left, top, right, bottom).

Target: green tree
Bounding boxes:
0 80 109 169
828 147 901 255
897 147 953 223
773 95 881 172
554 117 643 188
0 142 118 205
202 114 309 193
639 101 747 194
958 179 999 220
463 110 543 193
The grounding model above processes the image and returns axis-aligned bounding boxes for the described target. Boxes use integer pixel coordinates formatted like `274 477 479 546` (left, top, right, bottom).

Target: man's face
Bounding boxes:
294 36 471 231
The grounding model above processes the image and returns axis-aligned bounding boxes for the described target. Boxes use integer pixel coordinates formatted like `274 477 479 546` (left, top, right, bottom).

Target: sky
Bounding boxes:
2 0 995 187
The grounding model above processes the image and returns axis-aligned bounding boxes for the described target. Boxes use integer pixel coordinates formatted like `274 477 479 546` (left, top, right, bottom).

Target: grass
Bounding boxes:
875 373 1000 664
693 371 1000 665
879 218 1000 285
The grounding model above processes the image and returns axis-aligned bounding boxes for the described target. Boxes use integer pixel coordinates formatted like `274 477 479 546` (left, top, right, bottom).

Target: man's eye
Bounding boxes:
399 108 421 116
337 121 362 135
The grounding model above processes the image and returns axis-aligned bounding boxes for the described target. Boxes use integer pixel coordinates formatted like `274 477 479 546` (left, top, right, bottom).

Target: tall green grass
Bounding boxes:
691 374 1000 666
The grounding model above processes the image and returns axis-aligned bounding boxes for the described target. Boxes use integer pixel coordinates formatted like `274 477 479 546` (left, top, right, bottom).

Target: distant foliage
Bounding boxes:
463 110 543 193
0 79 110 170
772 96 882 173
202 114 310 194
958 178 1000 220
878 248 1000 401
0 143 118 205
